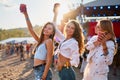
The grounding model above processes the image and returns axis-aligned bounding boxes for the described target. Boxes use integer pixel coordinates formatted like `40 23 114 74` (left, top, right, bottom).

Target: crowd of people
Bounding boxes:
20 3 120 80
3 43 34 61
0 3 119 80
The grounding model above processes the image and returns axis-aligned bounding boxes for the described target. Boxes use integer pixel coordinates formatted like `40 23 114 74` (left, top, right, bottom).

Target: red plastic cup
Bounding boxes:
97 31 104 42
20 4 26 12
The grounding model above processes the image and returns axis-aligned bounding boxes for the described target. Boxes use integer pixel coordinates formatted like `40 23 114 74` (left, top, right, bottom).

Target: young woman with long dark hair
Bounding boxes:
20 4 55 80
83 19 116 80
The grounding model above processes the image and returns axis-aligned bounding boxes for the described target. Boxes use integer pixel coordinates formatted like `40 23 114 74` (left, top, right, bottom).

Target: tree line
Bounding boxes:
0 25 42 41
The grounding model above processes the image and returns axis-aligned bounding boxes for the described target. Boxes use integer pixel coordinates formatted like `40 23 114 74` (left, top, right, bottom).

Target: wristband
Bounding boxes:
26 17 29 21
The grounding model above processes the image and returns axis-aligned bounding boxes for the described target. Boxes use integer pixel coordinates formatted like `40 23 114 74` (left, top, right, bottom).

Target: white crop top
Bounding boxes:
55 27 80 67
34 43 47 60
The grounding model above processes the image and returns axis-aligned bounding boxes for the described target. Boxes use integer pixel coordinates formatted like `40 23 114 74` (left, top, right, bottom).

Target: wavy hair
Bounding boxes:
65 20 85 54
99 19 117 55
99 19 115 42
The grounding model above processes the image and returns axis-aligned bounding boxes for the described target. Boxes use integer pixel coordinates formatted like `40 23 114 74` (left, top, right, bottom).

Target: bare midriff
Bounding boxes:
58 53 71 66
34 58 46 66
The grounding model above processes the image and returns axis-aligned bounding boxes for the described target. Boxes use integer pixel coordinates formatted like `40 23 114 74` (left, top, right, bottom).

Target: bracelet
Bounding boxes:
26 17 29 21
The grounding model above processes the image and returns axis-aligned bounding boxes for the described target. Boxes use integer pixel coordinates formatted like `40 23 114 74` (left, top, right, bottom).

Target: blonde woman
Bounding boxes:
83 19 116 80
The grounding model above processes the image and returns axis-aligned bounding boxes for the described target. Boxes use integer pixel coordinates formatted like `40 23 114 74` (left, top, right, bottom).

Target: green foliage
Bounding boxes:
0 25 42 41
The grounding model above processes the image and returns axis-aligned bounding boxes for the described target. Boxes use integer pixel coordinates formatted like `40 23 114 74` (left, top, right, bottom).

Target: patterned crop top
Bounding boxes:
34 43 47 60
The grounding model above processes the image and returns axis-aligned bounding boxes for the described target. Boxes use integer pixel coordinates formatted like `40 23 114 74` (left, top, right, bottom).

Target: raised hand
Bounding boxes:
20 4 39 42
98 31 112 43
97 31 106 42
20 4 27 15
53 3 60 15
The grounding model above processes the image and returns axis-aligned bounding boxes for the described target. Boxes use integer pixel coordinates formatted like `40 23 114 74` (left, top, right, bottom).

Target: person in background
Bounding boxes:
80 49 88 74
26 44 30 58
53 3 85 80
19 43 25 61
53 42 59 71
112 39 120 76
83 19 116 80
30 43 37 59
20 4 55 80
15 44 19 56
29 44 34 59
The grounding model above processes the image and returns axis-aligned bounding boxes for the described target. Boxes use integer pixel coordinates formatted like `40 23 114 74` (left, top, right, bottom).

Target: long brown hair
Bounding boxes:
36 22 55 48
65 20 85 54
99 19 115 42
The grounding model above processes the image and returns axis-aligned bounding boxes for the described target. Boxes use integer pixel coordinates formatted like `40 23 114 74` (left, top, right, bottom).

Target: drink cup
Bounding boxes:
97 31 104 41
20 4 26 12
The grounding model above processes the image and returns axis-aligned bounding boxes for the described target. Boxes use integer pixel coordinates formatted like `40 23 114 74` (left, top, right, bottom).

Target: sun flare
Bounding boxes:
57 2 70 24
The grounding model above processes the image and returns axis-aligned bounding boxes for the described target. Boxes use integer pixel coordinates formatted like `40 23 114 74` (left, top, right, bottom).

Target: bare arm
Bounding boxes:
53 11 58 23
53 3 65 41
85 36 99 50
53 3 59 23
100 33 112 56
20 5 39 42
41 39 53 79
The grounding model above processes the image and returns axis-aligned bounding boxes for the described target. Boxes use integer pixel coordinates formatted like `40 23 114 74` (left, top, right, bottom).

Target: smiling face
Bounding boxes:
64 20 85 54
65 22 75 38
36 22 55 48
43 24 54 36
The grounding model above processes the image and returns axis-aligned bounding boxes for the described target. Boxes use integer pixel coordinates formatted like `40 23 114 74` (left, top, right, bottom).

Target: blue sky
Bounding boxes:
0 0 94 29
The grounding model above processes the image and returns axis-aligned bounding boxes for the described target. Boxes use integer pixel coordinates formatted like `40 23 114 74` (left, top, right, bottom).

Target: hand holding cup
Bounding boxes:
20 4 27 13
97 31 107 42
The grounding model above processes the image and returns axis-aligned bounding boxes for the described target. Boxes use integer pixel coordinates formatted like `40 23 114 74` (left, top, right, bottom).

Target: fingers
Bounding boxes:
97 33 106 42
20 4 27 13
53 3 60 14
100 33 106 39
98 32 112 43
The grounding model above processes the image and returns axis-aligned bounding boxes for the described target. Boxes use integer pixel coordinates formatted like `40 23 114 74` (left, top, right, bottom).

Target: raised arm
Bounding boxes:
53 3 65 42
53 3 59 23
20 4 39 42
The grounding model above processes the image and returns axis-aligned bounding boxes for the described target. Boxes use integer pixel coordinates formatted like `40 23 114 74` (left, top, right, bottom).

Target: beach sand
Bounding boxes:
0 50 120 80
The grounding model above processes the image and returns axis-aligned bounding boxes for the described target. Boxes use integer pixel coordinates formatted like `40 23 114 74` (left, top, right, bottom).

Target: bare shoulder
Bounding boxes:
45 39 53 45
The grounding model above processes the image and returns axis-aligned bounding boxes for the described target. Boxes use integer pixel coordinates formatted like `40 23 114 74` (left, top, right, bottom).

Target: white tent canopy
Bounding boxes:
0 37 36 44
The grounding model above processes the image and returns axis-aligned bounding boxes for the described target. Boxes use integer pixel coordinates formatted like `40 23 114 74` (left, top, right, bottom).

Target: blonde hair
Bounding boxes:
99 19 115 42
99 19 117 55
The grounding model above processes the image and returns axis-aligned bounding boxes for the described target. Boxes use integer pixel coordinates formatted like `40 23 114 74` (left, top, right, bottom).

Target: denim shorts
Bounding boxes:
34 65 52 80
58 67 76 80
